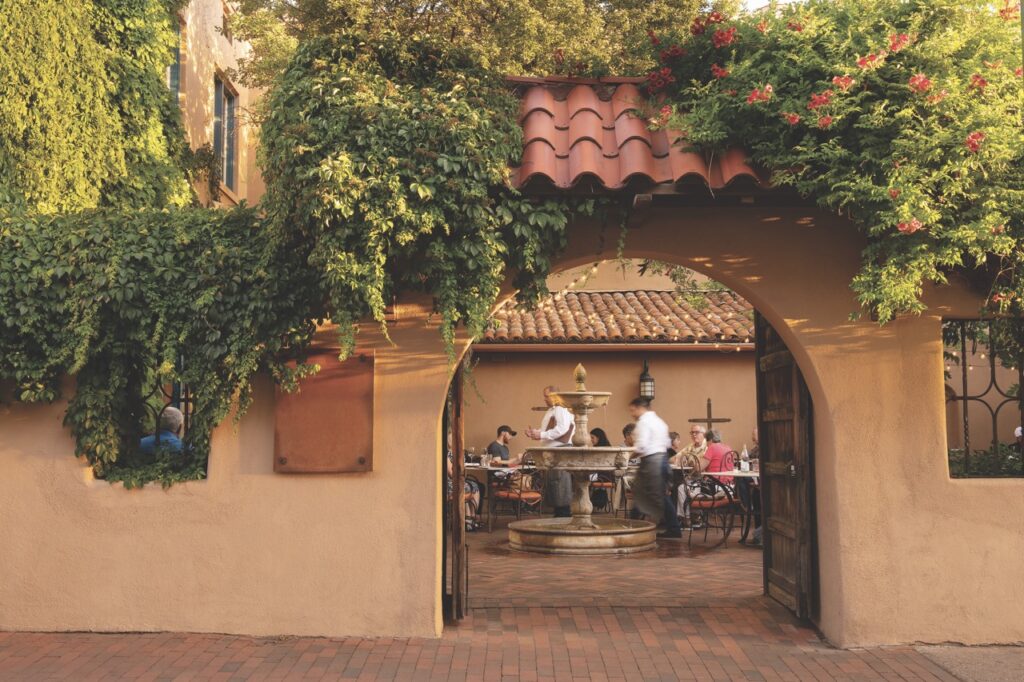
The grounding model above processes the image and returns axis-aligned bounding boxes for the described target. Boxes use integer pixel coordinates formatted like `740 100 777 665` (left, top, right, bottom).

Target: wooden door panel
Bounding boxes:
756 313 817 621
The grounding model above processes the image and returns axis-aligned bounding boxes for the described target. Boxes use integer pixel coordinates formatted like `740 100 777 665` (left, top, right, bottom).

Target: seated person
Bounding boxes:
702 429 734 485
486 425 516 461
139 406 185 456
446 433 482 531
589 428 611 447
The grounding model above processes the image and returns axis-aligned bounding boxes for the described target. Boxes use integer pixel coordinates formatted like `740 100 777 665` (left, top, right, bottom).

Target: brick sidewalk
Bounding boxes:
0 606 959 681
0 523 963 680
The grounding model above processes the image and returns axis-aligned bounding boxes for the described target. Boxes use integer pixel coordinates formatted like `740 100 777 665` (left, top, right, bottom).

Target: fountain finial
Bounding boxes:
573 363 587 391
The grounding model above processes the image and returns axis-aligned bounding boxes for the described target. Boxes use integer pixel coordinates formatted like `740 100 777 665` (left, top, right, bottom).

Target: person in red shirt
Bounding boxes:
701 430 734 485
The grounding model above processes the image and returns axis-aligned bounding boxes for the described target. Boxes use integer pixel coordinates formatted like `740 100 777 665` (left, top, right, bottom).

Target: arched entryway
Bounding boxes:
441 241 822 628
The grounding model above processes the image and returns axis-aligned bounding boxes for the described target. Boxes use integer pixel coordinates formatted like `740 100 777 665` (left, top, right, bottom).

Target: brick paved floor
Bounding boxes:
0 519 964 681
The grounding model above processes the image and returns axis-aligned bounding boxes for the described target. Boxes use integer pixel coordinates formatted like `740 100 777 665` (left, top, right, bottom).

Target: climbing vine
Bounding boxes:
647 0 1024 323
259 32 589 359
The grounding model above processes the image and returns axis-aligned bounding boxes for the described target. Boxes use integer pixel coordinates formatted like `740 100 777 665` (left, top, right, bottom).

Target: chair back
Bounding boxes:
722 450 737 472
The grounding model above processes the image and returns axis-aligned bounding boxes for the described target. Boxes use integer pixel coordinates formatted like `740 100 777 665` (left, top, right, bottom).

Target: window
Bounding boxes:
167 20 183 95
213 75 238 192
222 2 233 43
943 319 1024 477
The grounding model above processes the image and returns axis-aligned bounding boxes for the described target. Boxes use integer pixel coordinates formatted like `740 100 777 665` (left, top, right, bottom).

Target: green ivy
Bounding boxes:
648 0 1024 322
0 0 193 212
0 206 316 484
259 32 589 359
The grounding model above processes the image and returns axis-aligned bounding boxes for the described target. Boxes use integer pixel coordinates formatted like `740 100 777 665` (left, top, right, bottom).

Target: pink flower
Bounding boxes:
756 20 769 33
783 112 801 125
908 73 932 93
832 75 855 92
807 90 834 110
898 218 924 234
710 63 729 79
817 115 834 129
965 131 986 153
712 27 737 48
707 11 725 25
1016 67 1023 78
888 33 911 53
889 188 901 199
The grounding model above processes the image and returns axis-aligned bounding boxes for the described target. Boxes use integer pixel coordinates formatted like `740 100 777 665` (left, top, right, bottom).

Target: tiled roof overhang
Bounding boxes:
508 77 771 194
481 289 754 345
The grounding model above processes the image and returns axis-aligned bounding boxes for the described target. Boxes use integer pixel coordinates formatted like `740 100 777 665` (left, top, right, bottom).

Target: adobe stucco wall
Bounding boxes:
464 351 757 456
2 205 1022 646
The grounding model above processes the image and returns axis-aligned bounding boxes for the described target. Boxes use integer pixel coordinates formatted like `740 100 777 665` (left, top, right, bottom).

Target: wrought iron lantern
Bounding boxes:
639 359 655 400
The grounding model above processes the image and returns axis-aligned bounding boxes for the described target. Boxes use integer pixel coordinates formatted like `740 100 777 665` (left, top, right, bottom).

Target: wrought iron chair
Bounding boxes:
590 472 616 513
488 464 543 531
688 474 739 547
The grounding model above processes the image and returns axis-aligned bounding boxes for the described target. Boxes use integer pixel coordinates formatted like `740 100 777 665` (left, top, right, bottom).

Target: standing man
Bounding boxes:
627 397 683 539
525 386 574 517
487 425 516 461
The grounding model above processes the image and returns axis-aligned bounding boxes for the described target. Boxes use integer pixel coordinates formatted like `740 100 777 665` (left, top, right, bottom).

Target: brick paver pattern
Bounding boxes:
0 522 961 680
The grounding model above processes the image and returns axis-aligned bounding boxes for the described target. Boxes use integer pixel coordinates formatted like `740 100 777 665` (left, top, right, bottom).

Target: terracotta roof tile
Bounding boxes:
511 80 770 192
482 290 755 345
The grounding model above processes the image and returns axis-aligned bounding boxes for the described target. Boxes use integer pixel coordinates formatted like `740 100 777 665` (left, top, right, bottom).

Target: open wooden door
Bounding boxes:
444 366 469 621
755 313 818 621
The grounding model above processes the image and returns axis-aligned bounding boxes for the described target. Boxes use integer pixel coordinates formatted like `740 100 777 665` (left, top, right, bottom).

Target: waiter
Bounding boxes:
628 396 683 539
524 385 574 517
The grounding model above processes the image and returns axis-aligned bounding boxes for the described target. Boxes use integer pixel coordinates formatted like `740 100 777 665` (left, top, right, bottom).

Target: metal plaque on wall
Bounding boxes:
273 350 374 473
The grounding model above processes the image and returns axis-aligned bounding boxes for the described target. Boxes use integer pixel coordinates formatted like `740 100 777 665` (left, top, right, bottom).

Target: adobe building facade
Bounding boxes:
2 3 1023 651
3 206 1024 648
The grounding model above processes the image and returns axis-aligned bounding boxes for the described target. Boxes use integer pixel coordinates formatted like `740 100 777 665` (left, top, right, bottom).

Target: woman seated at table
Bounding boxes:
447 433 482 531
701 429 735 486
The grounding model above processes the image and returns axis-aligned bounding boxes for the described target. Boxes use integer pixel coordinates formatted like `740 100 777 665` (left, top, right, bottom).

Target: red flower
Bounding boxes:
832 75 855 92
1016 67 1023 78
888 33 911 53
817 115 834 129
889 188 901 199
725 89 738 96
707 11 725 24
756 20 769 33
927 89 948 104
659 49 670 62
710 63 729 79
856 52 885 69
647 29 661 46
807 90 834 110
965 131 986 153
970 73 988 91
666 45 685 59
992 292 1009 304
783 112 801 125
712 27 737 48
908 73 932 93
898 218 924 234
787 21 803 32
690 18 706 35
746 84 773 104
653 105 672 127
999 2 1020 21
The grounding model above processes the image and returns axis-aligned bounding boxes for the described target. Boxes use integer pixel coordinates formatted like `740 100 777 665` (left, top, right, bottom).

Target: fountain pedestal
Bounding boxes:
507 364 657 555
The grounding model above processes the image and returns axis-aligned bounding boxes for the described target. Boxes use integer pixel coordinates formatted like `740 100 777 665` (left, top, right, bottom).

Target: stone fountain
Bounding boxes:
507 364 657 554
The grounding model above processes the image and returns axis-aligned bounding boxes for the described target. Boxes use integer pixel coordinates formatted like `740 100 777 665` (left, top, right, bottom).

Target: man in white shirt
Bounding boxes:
525 385 574 517
628 397 683 539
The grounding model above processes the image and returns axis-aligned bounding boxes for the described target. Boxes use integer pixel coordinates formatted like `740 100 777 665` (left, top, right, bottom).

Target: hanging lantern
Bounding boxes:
639 359 655 400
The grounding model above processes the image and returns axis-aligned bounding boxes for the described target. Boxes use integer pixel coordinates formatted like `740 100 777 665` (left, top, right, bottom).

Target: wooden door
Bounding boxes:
445 367 469 621
755 313 818 621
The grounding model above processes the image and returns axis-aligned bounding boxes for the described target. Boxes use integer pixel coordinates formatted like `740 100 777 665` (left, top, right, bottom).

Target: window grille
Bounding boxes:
944 319 1024 477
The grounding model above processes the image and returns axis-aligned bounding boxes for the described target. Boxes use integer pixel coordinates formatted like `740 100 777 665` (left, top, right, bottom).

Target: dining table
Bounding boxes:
465 462 534 531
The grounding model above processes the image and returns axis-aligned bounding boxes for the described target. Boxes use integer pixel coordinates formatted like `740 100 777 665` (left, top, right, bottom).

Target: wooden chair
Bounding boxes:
590 473 616 513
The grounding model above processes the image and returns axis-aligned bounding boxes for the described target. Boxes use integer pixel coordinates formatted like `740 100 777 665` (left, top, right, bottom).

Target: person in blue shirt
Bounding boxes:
139 406 185 456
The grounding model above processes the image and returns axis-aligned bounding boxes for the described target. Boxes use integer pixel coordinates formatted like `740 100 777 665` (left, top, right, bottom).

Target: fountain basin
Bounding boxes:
525 445 632 470
508 517 656 555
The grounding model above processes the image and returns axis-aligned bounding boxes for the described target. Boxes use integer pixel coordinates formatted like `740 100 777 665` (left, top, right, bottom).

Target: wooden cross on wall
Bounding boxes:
688 398 731 433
